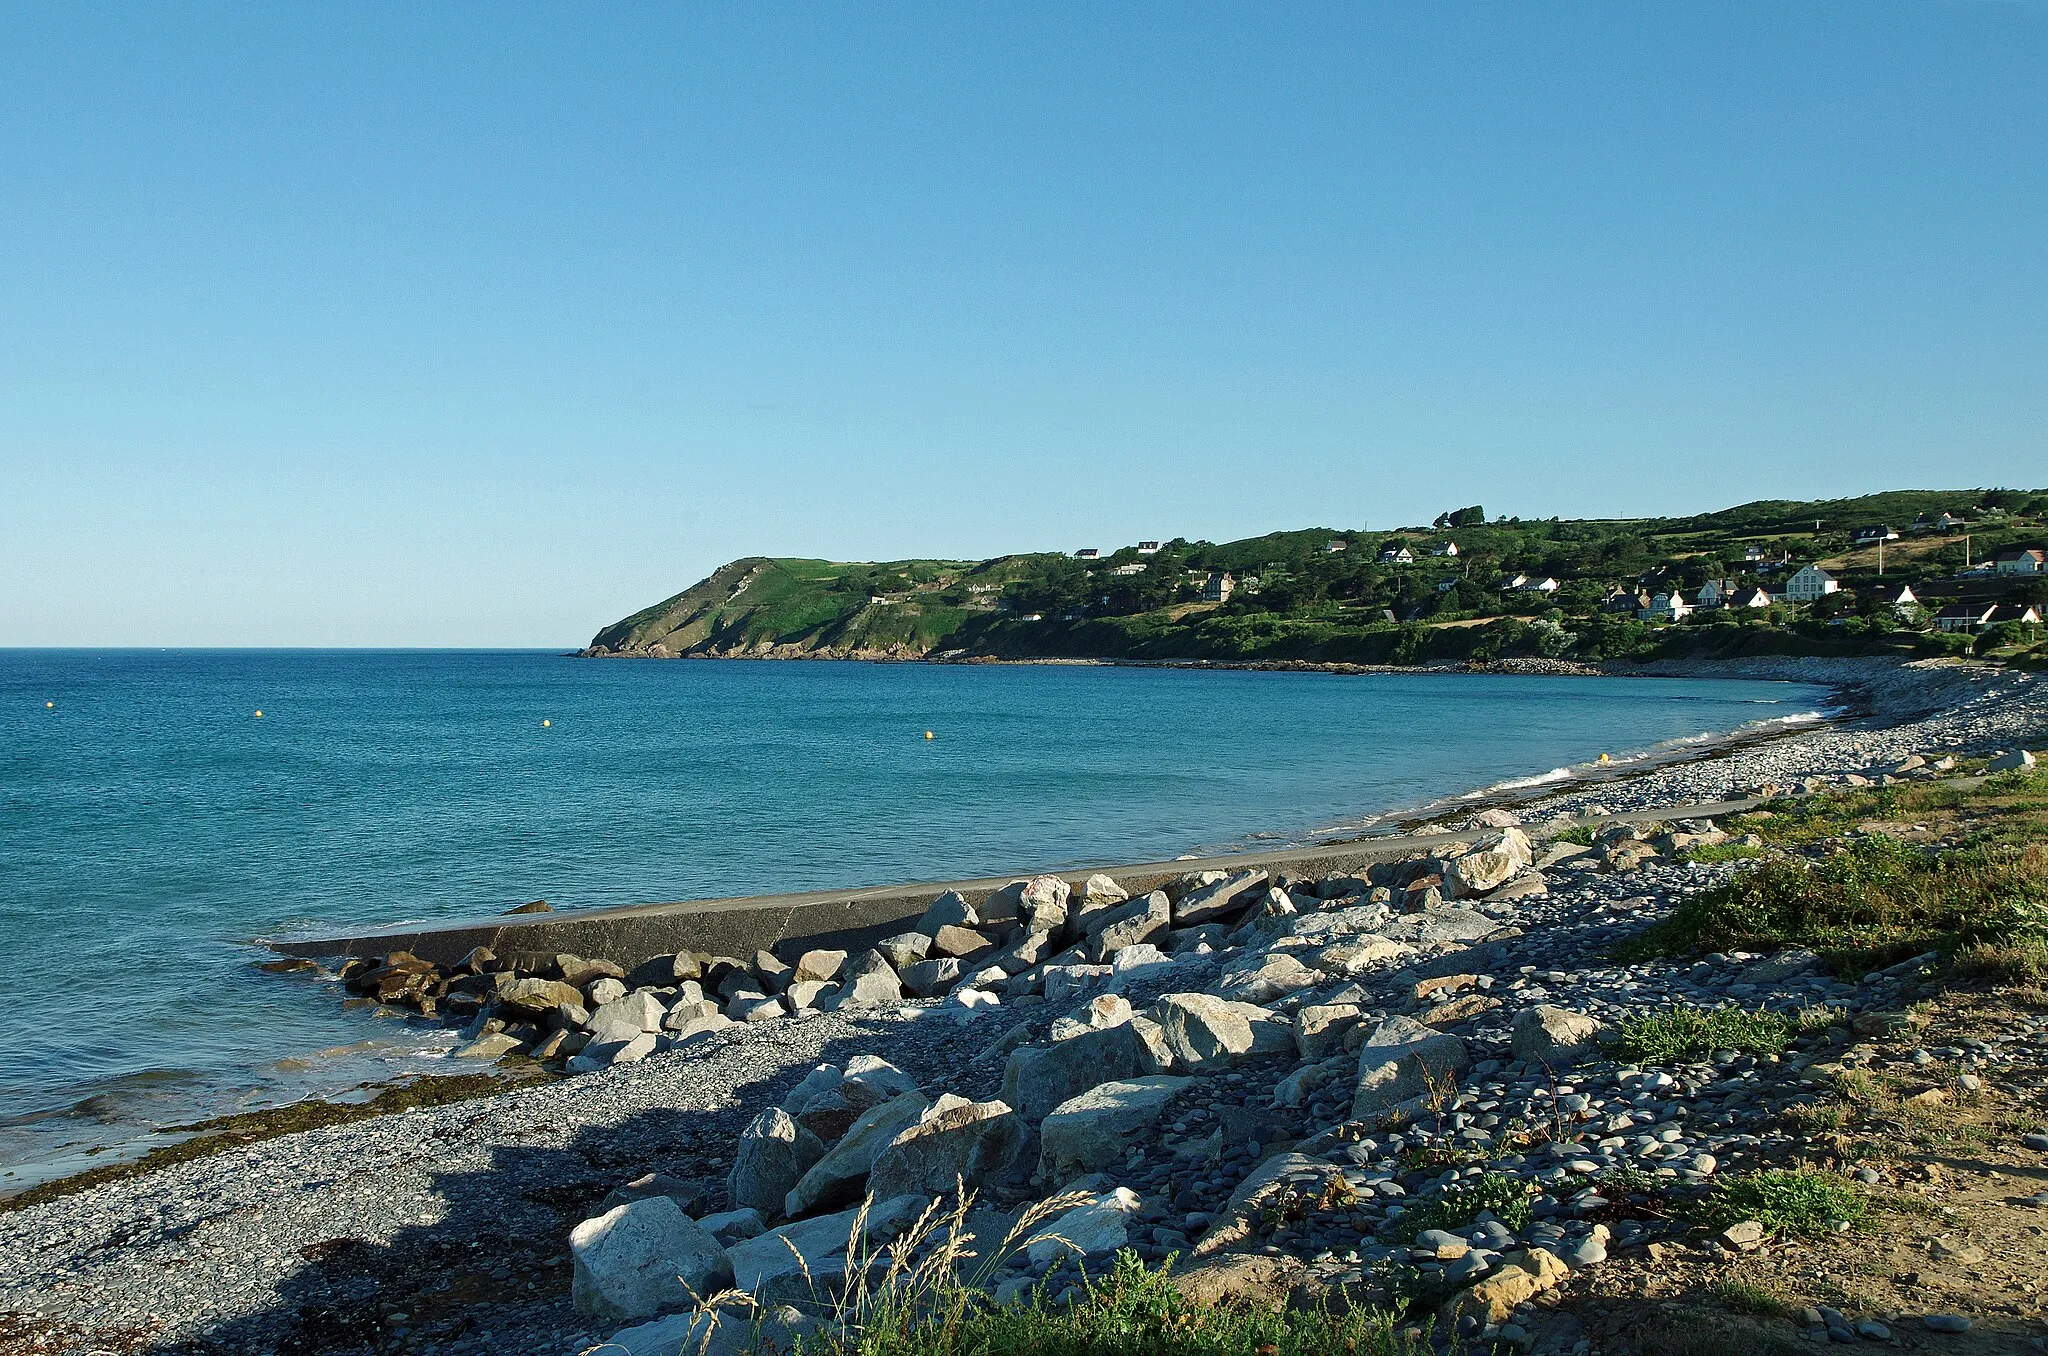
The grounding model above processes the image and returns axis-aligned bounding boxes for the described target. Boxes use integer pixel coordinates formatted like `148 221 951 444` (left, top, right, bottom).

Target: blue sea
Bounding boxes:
0 650 1832 1187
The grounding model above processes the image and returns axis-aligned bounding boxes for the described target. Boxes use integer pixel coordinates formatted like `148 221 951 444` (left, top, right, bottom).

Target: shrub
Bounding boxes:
1612 833 2048 974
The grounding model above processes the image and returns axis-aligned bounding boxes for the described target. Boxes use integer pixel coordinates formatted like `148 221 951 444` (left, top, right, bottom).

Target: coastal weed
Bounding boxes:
1711 1276 1794 1318
791 1246 1420 1356
1602 1005 1795 1065
1390 1172 1535 1241
1692 1168 1870 1238
1612 831 2048 974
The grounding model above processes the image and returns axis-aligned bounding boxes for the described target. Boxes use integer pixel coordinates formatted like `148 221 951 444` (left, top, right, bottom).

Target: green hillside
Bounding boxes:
584 488 2048 667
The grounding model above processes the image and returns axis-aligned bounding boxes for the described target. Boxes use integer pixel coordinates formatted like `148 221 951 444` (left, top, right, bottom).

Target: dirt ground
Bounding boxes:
1537 986 2048 1355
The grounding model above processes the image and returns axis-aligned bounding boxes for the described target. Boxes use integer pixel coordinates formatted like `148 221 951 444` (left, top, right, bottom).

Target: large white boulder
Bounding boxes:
592 989 670 1035
1172 870 1268 926
1024 1187 1142 1266
1019 874 1073 936
1352 1015 1470 1121
867 1095 1026 1200
726 1194 930 1305
1037 1076 1192 1179
1082 890 1171 958
1152 993 1254 1070
569 1197 731 1321
729 1108 826 1218
1510 1004 1604 1066
823 951 903 1010
785 1091 929 1217
1214 952 1321 1004
1001 1022 1146 1121
1308 935 1415 976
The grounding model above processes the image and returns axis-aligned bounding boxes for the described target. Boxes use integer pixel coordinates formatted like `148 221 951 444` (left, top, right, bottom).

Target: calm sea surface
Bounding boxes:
0 650 1832 1183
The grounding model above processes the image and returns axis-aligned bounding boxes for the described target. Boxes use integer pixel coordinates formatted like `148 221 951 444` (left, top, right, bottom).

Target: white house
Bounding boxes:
1378 545 1415 565
1854 526 1899 545
1202 571 1235 603
1518 576 1559 594
1696 578 1732 608
1993 548 2046 576
1432 541 1460 558
1732 586 1774 609
1074 548 1099 559
1500 574 1527 592
1936 602 1999 633
1109 562 1147 576
1783 564 1839 603
1872 583 1920 613
1640 593 1693 622
1742 544 1769 563
1135 541 1162 554
1325 539 1348 553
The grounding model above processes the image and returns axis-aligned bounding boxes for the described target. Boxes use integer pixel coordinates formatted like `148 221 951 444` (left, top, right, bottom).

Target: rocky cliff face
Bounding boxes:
582 558 973 660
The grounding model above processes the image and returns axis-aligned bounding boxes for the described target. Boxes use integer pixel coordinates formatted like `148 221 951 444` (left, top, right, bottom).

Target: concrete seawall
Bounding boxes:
267 795 1771 969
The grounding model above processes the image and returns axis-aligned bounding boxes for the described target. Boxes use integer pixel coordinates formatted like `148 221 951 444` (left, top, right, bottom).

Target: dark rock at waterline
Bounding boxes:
503 899 553 915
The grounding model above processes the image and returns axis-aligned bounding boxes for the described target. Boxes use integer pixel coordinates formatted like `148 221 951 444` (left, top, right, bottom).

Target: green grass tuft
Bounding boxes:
1693 1170 1870 1238
1603 1005 1797 1064
1391 1172 1536 1240
796 1249 1419 1356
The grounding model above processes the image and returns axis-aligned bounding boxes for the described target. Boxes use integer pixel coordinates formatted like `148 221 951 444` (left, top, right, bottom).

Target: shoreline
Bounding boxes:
1 655 2041 1353
0 658 1980 1196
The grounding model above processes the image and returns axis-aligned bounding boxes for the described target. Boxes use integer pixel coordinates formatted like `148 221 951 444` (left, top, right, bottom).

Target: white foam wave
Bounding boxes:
1490 766 1575 792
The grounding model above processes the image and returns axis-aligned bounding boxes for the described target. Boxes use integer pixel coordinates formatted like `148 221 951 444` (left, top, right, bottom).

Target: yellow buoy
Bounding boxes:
542 719 552 728
924 730 934 740
254 710 264 718
45 701 54 709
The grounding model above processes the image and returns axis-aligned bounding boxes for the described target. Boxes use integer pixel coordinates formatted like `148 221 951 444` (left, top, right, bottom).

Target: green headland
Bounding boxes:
586 489 2048 667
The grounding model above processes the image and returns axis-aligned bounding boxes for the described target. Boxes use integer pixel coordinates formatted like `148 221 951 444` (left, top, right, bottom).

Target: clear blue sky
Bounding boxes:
3 4 2044 646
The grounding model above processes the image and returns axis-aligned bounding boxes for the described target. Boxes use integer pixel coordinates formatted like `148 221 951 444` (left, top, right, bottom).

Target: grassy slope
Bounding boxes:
585 489 2048 662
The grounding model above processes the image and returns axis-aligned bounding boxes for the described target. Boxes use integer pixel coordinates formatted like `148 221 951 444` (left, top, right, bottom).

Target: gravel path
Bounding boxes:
3 656 2041 1356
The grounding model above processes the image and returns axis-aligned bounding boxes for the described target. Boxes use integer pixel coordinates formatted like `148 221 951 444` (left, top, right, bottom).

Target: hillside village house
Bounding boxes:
1871 583 1920 613
1742 544 1769 563
1696 578 1732 608
1377 545 1414 565
1912 512 1969 534
1987 603 2042 629
1936 602 1999 633
1518 577 1559 594
1437 577 1459 593
1432 541 1459 557
1732 586 1775 609
1993 548 2046 575
1135 541 1161 554
1074 548 1099 559
1854 526 1899 545
1201 571 1235 604
1324 539 1348 553
1784 564 1839 603
1602 588 1649 614
1640 592 1693 622
1109 562 1146 576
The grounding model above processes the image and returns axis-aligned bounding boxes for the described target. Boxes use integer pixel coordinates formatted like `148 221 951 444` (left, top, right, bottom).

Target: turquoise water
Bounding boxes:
0 650 1831 1180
